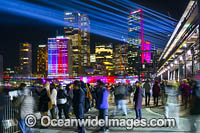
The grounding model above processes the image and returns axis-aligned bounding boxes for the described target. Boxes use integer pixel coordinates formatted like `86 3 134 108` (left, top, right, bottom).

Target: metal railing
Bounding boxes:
2 95 18 133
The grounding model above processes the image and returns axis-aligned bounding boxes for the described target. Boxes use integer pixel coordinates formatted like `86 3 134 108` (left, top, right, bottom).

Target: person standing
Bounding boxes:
57 84 70 119
127 84 133 103
72 80 86 133
38 81 51 128
94 80 102 109
143 80 151 106
134 81 143 119
50 83 57 119
160 80 167 105
65 84 73 116
152 80 160 106
96 81 109 132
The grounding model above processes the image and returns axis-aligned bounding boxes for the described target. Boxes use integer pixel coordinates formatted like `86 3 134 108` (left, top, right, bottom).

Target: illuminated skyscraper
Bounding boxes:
64 12 81 77
37 45 48 76
95 43 113 76
19 43 32 77
127 9 143 76
113 44 128 76
80 14 90 72
64 12 90 77
48 36 69 77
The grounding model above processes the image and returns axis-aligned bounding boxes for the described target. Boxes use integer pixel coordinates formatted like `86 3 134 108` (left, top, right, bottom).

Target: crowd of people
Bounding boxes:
9 78 200 133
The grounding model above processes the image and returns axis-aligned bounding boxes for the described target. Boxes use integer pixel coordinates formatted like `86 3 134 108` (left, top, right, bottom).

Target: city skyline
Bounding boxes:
0 0 189 69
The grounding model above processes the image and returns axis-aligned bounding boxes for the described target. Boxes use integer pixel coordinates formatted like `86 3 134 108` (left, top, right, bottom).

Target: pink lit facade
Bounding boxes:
48 37 69 76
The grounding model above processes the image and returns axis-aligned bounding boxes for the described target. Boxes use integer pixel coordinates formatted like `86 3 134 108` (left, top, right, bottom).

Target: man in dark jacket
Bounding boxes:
153 80 160 106
143 80 151 106
72 80 85 133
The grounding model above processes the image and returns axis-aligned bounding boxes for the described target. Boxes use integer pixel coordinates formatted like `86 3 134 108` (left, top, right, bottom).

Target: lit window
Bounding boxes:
21 49 29 51
23 62 29 64
23 43 30 47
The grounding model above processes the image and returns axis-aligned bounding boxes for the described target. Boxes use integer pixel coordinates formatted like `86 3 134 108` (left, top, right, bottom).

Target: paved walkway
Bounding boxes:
32 100 200 132
32 88 200 133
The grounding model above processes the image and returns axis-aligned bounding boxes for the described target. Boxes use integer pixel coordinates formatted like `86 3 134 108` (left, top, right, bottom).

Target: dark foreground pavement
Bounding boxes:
32 100 200 133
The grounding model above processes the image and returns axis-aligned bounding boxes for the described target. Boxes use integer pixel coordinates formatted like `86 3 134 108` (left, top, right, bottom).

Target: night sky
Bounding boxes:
0 0 189 72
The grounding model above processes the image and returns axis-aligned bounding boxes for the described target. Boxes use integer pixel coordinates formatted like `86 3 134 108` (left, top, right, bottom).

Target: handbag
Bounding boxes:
48 101 53 110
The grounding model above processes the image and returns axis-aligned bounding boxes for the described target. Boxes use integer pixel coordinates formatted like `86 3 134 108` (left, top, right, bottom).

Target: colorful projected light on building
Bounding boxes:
48 36 69 76
142 41 151 63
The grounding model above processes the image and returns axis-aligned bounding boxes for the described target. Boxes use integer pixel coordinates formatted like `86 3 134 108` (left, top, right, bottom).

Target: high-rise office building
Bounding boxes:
127 9 143 76
95 43 113 76
80 14 90 73
113 44 128 76
48 36 70 77
64 12 81 77
127 45 140 76
64 12 90 77
19 43 32 77
37 45 48 76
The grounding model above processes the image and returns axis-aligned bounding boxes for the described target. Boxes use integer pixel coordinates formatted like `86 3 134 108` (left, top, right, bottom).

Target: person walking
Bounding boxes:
17 87 35 133
72 80 86 133
57 84 70 119
152 80 160 106
96 81 109 132
134 81 143 119
113 82 127 116
143 80 151 106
